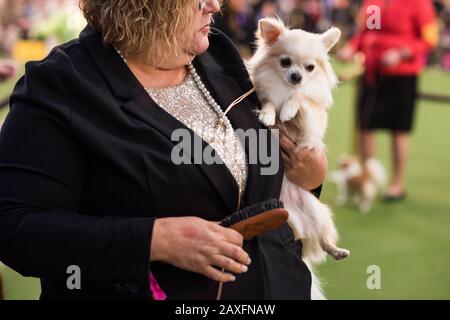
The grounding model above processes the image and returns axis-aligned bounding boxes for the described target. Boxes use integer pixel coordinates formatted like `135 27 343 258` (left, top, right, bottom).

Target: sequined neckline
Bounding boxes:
145 69 249 195
145 73 193 92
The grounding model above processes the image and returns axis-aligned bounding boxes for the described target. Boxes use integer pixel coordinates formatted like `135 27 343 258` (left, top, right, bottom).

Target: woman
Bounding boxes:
0 0 327 299
339 0 437 201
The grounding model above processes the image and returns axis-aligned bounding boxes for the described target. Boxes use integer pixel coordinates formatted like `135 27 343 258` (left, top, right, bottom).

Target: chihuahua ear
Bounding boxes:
258 17 285 45
320 27 341 51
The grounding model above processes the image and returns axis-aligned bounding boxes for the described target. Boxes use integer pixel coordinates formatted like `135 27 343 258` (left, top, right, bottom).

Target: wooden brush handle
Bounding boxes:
216 208 289 301
229 208 289 240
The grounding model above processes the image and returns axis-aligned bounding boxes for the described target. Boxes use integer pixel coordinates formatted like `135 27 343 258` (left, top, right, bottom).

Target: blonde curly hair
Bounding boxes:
80 0 202 67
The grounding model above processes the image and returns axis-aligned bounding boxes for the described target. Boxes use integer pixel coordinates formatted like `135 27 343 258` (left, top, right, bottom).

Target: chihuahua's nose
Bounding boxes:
290 73 302 85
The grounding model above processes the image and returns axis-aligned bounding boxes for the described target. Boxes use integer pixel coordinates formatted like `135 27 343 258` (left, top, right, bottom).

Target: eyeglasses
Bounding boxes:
199 0 206 11
198 0 222 11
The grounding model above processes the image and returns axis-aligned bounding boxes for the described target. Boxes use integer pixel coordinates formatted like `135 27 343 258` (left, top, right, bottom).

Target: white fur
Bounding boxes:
247 17 349 300
329 156 387 213
366 158 387 188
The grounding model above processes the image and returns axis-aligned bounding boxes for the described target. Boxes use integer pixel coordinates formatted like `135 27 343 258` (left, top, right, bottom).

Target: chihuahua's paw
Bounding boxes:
257 108 276 127
331 248 350 261
280 102 299 122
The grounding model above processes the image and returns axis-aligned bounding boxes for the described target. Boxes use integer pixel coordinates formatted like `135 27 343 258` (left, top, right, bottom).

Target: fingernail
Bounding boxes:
241 265 248 273
229 275 236 282
247 258 252 265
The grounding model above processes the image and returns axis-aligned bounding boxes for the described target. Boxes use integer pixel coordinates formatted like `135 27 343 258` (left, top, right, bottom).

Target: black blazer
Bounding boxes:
0 26 312 299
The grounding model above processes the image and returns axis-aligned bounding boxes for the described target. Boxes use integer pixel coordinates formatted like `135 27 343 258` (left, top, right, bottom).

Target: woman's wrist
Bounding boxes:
150 218 169 262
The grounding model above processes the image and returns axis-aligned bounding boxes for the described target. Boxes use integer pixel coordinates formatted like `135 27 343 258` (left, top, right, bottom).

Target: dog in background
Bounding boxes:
247 17 349 299
329 155 387 213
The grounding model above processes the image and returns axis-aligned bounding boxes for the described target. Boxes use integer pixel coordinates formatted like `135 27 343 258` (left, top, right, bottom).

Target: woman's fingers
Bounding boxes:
203 265 236 282
279 133 297 155
219 242 251 265
220 227 244 247
210 254 248 274
281 150 292 169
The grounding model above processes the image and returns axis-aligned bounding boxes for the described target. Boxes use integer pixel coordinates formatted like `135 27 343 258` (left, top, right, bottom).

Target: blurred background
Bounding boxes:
0 0 449 300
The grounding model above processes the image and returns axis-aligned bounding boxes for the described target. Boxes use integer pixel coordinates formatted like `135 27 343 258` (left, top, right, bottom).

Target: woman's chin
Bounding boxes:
192 35 210 55
182 35 210 64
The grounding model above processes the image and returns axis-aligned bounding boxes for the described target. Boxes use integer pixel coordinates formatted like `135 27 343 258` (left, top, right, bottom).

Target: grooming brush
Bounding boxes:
219 199 288 240
216 199 289 299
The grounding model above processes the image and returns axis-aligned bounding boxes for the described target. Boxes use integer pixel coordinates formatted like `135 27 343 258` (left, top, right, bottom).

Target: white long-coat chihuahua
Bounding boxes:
247 17 350 299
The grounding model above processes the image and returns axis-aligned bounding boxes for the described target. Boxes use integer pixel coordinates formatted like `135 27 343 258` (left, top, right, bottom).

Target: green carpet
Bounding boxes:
318 65 450 299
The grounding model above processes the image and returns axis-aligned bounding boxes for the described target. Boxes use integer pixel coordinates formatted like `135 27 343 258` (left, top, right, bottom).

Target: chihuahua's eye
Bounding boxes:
305 64 315 72
280 57 292 68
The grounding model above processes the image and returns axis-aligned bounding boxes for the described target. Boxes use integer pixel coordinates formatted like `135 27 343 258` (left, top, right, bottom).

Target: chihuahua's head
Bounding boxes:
254 17 341 106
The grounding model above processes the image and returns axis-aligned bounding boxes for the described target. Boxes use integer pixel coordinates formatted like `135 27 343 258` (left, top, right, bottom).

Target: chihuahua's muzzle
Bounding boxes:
289 72 302 85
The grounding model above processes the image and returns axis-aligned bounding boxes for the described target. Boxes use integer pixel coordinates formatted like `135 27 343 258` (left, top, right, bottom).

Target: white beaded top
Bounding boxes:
146 65 248 195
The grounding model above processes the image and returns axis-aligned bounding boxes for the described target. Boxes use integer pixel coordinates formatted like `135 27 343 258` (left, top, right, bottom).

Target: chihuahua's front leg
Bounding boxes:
257 101 277 127
280 91 302 122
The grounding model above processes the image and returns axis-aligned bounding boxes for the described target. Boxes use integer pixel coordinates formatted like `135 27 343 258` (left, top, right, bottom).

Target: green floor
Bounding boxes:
1 63 449 300
318 65 450 299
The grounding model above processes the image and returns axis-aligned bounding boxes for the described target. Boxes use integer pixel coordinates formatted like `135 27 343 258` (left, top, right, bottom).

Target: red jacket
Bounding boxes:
349 0 437 82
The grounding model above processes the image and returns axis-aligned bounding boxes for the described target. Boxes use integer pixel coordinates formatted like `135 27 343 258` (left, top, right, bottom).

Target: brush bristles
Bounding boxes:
219 199 284 228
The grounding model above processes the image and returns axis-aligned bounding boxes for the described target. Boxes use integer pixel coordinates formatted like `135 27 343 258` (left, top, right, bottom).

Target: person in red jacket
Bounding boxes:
339 0 438 201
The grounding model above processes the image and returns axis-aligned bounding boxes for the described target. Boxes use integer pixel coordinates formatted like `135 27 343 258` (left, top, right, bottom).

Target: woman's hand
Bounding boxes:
280 133 328 190
381 49 402 68
150 217 251 283
381 47 412 68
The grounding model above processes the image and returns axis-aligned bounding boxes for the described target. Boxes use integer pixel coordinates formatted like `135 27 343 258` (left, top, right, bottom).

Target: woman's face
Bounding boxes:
185 0 221 57
158 0 221 69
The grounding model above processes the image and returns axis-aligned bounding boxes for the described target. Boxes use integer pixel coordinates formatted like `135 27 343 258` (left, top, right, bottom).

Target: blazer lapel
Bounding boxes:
120 91 240 213
193 52 269 207
79 26 241 213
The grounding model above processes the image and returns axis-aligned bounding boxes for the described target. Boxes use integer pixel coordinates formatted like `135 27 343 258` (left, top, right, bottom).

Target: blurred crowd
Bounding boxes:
213 0 450 69
0 0 85 83
0 0 84 55
1 0 450 84
213 0 361 55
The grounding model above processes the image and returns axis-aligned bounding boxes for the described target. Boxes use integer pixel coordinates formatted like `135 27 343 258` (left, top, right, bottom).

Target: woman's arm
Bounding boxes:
381 1 437 68
408 0 438 56
0 61 155 295
337 1 368 62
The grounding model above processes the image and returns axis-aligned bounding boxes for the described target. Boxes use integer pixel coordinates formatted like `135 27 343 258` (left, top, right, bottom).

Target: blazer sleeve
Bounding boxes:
311 185 322 199
0 58 154 296
408 0 438 56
